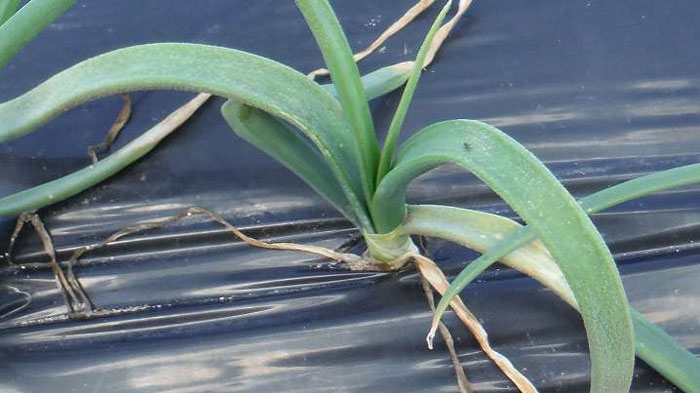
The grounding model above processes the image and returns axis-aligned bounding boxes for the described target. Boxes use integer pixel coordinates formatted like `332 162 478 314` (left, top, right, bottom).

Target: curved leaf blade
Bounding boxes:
436 163 700 327
0 42 374 230
0 0 77 68
221 100 361 227
405 205 577 307
373 119 635 393
404 204 700 393
297 0 379 208
222 60 415 228
0 59 413 222
0 94 210 216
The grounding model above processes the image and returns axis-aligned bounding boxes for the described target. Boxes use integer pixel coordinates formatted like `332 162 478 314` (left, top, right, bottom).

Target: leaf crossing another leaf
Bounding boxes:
373 119 635 393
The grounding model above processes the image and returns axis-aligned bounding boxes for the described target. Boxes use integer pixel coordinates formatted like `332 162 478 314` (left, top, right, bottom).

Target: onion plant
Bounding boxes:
1 1 699 392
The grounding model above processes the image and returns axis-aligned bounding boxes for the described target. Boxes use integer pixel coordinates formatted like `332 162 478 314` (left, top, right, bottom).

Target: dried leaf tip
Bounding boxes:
426 326 438 349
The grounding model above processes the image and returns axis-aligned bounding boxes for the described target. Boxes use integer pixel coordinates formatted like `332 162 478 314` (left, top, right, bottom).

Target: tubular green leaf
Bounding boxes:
321 61 413 102
373 119 635 393
0 0 21 25
404 205 577 306
222 60 415 229
404 204 700 393
0 43 375 228
221 100 363 228
631 308 700 393
375 0 451 185
581 163 700 214
0 0 77 68
0 94 204 216
436 163 700 332
296 0 379 208
0 57 413 222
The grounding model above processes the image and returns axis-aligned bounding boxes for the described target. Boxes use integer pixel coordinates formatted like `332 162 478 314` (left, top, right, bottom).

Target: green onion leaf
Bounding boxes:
0 0 21 25
373 119 635 393
0 94 208 216
0 43 373 229
0 0 77 68
0 54 413 226
222 60 415 228
434 163 700 341
375 0 452 185
321 61 412 102
221 100 361 227
404 204 700 393
296 0 379 209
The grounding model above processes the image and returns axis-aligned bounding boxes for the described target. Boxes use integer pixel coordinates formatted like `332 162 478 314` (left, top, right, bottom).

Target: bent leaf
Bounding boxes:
221 101 360 227
436 163 700 332
404 204 700 393
0 60 413 222
0 0 77 68
222 60 416 228
0 42 373 230
404 205 576 307
373 119 635 393
0 94 209 216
